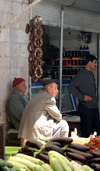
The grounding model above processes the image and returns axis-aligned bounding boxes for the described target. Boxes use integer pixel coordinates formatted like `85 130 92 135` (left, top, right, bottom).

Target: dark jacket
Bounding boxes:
6 90 29 130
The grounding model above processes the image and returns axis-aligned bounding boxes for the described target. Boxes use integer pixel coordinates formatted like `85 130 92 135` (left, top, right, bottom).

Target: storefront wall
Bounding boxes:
0 0 100 136
0 0 29 132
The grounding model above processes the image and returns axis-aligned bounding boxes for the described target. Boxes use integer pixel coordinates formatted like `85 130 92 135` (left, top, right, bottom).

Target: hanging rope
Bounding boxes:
0 0 42 32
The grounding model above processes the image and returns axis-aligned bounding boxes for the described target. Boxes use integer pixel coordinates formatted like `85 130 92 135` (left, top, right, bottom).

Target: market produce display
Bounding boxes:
2 136 100 171
85 137 100 151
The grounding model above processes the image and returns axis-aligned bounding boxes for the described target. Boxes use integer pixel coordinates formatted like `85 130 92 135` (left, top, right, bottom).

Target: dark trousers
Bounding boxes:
78 103 100 138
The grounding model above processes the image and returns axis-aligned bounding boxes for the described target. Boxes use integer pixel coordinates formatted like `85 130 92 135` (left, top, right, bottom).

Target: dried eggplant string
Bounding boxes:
25 15 43 82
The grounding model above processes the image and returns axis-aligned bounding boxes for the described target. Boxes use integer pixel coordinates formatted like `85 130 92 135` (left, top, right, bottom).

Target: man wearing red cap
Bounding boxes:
6 78 29 131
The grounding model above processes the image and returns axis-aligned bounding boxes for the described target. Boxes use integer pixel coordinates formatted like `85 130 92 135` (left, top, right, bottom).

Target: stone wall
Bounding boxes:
0 0 30 134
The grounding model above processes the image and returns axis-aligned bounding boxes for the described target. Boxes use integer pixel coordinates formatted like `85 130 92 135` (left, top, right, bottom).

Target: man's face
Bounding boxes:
90 60 97 70
48 83 59 98
17 81 27 94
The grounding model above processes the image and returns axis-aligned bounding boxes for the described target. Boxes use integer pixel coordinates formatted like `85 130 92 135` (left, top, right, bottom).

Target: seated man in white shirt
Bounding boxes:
18 78 69 144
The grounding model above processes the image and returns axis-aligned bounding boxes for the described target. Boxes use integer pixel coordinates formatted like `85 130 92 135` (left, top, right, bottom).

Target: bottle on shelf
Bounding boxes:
68 59 72 66
79 45 83 57
69 50 73 57
63 51 66 57
64 59 68 66
86 45 89 57
79 58 83 65
76 59 79 66
73 50 76 57
76 50 80 57
83 45 86 57
66 51 70 57
46 65 52 78
72 59 76 65
65 68 69 75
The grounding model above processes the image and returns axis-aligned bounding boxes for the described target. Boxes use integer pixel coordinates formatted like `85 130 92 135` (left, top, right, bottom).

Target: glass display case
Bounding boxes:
56 80 77 113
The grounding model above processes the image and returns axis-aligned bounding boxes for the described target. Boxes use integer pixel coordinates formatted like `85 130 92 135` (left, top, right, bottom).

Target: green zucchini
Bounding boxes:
9 167 21 171
42 163 54 171
0 166 10 171
0 159 6 167
7 160 30 171
34 164 45 171
0 159 13 168
8 156 35 170
48 150 74 171
81 165 94 171
50 157 63 171
16 153 44 165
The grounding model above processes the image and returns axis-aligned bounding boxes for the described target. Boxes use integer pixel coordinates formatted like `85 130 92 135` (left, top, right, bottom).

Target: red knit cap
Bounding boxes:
12 78 25 88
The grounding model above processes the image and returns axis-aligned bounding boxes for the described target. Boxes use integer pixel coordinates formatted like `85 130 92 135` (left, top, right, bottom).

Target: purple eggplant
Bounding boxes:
89 163 100 171
88 157 100 163
50 137 73 144
35 153 49 164
45 144 64 155
25 140 43 149
64 147 93 159
42 151 48 155
19 146 38 152
68 143 90 151
46 142 62 147
66 152 87 162
90 151 100 157
18 151 34 156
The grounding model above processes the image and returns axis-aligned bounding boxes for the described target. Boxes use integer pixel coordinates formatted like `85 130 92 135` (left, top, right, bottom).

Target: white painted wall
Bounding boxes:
0 0 29 133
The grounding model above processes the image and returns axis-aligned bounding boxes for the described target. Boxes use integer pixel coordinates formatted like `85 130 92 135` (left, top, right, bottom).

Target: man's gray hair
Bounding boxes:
43 83 52 90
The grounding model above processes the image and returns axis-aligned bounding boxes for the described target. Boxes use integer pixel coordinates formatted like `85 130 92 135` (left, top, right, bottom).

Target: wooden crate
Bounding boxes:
72 138 89 145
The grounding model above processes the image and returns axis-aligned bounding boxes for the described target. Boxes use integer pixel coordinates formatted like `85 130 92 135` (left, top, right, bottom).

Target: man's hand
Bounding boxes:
84 95 92 102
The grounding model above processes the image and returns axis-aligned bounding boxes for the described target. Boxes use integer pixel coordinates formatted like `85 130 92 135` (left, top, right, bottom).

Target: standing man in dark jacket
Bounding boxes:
6 78 29 130
68 54 100 137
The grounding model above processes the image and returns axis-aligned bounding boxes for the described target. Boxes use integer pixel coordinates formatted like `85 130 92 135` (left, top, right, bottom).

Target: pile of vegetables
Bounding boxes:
85 136 100 151
2 136 100 171
0 158 20 171
0 150 93 171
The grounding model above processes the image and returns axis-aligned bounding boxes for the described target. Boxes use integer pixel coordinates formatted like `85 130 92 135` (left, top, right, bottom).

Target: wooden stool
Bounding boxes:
6 129 20 146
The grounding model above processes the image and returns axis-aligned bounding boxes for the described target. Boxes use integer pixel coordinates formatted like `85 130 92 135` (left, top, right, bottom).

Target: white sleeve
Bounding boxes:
45 97 62 121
